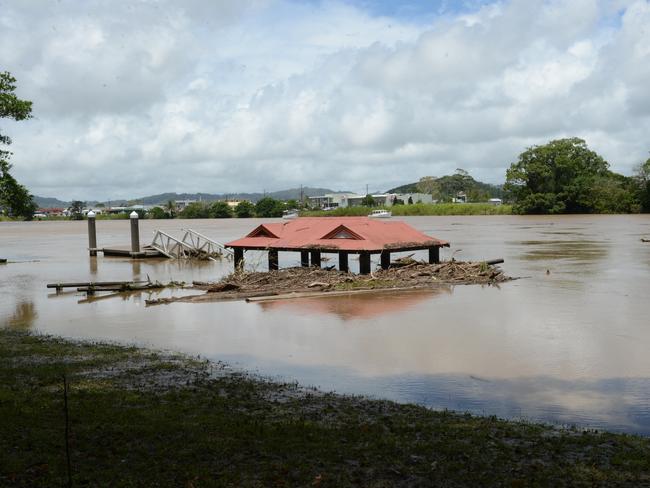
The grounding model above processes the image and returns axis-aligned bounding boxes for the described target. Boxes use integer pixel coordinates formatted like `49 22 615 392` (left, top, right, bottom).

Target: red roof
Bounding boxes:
225 217 449 252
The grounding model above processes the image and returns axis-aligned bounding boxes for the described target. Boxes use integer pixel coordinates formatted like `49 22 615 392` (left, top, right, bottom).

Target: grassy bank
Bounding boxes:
1 329 649 487
303 203 513 217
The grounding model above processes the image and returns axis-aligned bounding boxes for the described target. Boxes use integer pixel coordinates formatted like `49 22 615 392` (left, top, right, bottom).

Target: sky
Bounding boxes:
1 0 649 200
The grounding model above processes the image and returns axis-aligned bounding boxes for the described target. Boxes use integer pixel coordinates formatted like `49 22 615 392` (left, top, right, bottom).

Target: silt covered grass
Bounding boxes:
1 328 649 487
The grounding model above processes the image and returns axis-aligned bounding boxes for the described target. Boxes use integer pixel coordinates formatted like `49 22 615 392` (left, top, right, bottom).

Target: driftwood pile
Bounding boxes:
147 260 510 305
195 260 510 294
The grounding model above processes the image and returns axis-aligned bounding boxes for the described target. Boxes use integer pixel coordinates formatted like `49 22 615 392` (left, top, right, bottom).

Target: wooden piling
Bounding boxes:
310 250 321 268
380 250 390 270
339 251 349 272
429 246 440 264
233 248 244 269
268 250 279 271
359 251 371 275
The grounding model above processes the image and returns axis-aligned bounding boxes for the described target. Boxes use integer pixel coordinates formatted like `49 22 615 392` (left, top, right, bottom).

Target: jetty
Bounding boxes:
85 211 230 260
225 217 449 274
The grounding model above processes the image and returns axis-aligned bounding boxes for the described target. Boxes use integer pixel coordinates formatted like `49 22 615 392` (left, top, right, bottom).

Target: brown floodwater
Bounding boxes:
2 216 650 433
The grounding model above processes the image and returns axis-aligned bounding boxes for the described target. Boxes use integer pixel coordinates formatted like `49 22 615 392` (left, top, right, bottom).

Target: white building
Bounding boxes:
309 192 434 208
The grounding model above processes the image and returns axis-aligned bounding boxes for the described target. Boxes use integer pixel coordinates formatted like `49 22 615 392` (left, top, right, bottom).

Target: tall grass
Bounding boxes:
303 203 512 217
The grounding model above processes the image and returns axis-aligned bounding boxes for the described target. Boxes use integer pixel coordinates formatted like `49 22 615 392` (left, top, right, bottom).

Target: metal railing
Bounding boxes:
181 228 233 259
150 229 232 261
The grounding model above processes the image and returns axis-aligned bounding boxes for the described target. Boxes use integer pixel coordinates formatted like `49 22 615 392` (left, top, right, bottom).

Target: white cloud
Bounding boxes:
1 0 649 200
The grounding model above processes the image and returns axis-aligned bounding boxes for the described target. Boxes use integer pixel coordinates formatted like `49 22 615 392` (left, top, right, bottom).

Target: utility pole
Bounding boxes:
366 184 369 196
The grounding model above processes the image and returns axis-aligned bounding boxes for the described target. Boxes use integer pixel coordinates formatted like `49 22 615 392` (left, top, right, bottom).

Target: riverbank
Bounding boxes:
302 202 513 217
2 328 649 486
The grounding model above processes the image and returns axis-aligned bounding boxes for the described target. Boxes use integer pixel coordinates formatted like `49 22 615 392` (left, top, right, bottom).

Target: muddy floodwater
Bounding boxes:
2 216 650 434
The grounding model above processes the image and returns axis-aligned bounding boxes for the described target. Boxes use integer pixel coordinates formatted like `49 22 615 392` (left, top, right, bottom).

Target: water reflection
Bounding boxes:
89 256 98 275
257 288 451 321
233 355 650 434
4 301 38 330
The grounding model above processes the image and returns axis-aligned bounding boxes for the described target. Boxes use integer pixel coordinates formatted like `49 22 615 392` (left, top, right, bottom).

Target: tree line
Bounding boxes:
149 197 293 219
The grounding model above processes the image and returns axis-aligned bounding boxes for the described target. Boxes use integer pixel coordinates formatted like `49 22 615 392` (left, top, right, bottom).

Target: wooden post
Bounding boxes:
130 211 140 253
339 251 349 272
233 248 244 269
87 211 97 256
429 246 440 264
310 250 321 268
300 250 310 267
268 250 279 271
359 252 371 275
380 250 390 270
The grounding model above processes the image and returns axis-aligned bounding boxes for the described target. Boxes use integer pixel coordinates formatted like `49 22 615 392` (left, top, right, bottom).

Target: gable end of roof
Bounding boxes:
246 225 279 238
320 224 365 240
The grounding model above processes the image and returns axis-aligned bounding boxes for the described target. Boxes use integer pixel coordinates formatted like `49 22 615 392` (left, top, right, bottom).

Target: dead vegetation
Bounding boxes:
208 259 509 291
147 260 511 305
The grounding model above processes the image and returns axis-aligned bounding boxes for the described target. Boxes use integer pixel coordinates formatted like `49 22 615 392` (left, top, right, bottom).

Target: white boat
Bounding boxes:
368 209 392 218
282 209 299 220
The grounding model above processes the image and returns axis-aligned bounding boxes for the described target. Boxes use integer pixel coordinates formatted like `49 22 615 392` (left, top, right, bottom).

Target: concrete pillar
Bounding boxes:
87 211 97 256
339 251 349 272
130 211 140 253
359 252 371 275
268 249 279 271
233 248 244 269
429 246 440 264
300 250 310 267
310 250 321 268
380 250 391 270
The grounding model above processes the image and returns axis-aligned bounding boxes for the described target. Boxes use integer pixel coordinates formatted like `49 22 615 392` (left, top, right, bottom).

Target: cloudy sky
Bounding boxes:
1 0 649 200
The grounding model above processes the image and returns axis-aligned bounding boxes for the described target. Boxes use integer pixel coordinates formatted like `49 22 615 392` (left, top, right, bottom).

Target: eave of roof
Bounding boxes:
225 217 449 252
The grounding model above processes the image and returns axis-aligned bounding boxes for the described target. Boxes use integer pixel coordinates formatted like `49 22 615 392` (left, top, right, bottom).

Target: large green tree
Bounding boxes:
180 202 210 219
635 157 650 212
505 138 610 214
234 200 255 218
0 71 36 219
208 201 232 218
254 197 284 217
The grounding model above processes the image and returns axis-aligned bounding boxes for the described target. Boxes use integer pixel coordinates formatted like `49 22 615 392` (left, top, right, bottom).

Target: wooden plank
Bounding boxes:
246 286 432 303
47 280 149 289
77 285 161 292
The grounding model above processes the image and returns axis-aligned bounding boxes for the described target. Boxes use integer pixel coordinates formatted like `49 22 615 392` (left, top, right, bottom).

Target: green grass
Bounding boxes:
303 203 513 217
1 328 649 487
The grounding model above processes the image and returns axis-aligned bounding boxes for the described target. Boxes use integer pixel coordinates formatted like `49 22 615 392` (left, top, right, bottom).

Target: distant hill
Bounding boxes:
386 183 419 193
33 196 70 208
387 174 503 201
133 187 339 205
33 187 339 208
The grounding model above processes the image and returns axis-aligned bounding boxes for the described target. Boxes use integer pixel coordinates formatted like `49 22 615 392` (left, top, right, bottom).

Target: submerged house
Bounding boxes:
225 217 449 274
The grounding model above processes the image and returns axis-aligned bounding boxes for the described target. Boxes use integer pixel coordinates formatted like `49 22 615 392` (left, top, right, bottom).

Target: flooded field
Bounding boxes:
2 215 650 434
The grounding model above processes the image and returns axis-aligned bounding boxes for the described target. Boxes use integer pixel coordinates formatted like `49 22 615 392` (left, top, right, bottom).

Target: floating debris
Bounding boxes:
47 279 186 296
147 260 512 306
